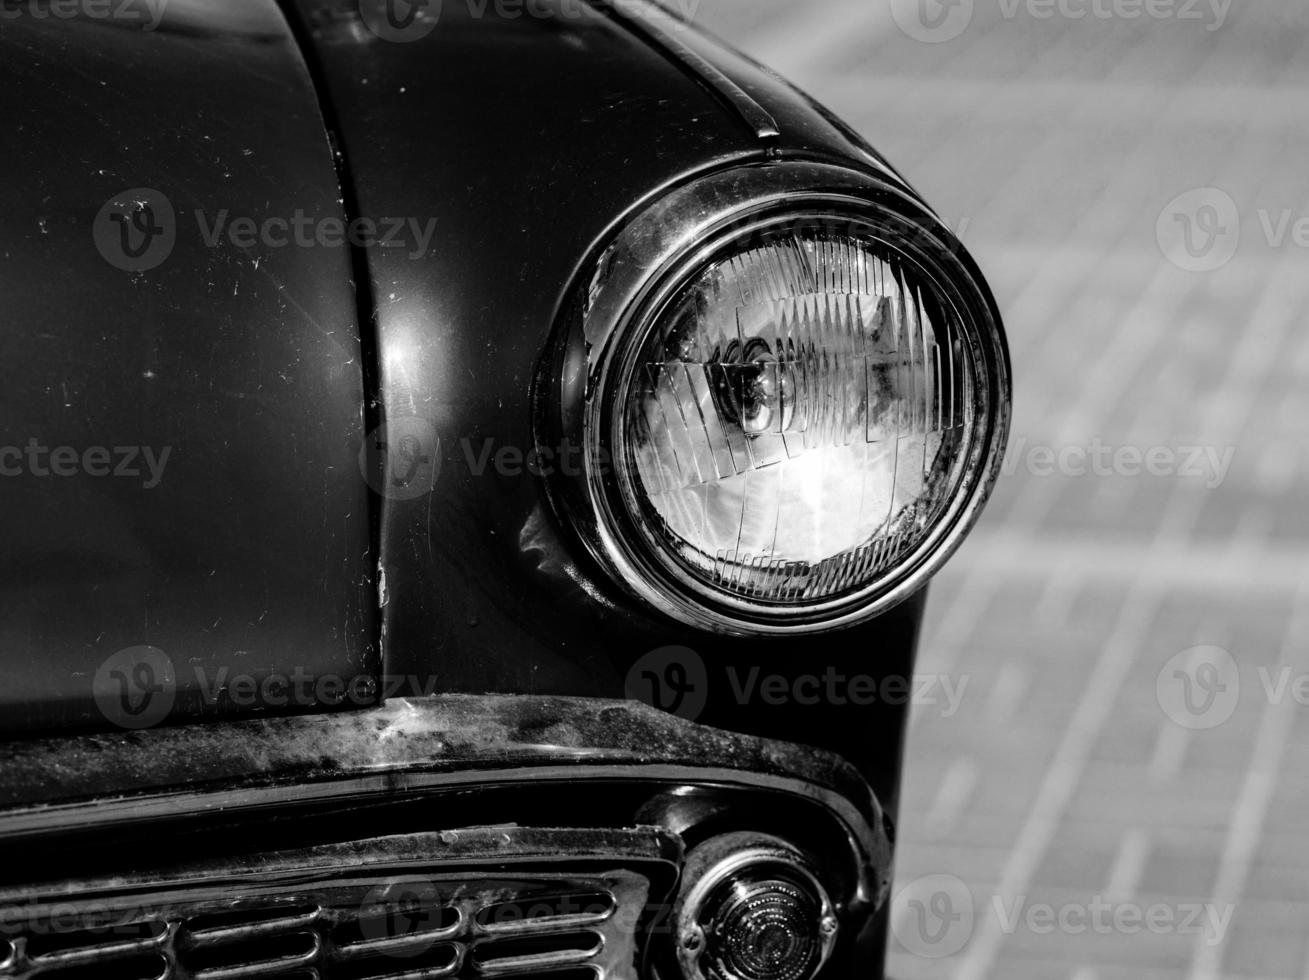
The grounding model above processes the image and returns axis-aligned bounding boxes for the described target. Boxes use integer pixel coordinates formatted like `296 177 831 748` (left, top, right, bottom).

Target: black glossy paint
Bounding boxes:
0 0 377 731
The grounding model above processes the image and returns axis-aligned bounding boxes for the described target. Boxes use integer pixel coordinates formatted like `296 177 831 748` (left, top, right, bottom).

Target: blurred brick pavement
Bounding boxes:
693 1 1309 977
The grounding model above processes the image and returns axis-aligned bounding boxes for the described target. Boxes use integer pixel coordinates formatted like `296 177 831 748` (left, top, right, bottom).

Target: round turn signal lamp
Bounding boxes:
673 833 837 980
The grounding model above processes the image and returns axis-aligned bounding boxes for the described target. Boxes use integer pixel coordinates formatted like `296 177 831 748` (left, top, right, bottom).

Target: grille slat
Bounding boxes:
189 930 321 980
188 911 322 947
194 956 319 980
361 967 460 980
336 904 463 956
7 921 171 978
474 893 615 937
27 936 167 967
26 920 170 961
474 950 599 977
472 931 605 977
335 936 461 962
23 952 169 980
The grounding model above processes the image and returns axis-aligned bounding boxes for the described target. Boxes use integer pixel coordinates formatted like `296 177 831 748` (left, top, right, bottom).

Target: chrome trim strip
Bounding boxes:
189 913 323 947
0 696 893 909
0 827 679 902
0 765 886 910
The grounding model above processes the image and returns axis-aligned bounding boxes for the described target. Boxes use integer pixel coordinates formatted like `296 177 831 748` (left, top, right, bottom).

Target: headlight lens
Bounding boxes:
620 224 972 610
551 165 1009 634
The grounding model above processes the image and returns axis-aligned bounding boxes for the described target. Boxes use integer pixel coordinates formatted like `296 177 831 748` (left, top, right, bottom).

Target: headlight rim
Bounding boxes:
544 161 1011 636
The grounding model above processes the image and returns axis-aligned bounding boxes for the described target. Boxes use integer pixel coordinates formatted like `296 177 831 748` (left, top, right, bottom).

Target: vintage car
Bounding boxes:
0 1 1010 978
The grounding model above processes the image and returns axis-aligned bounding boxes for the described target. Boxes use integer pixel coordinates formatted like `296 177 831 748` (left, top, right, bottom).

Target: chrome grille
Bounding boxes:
0 829 676 980
0 879 631 980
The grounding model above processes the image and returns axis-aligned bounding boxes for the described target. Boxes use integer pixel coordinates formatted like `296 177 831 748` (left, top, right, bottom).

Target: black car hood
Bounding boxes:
0 0 376 732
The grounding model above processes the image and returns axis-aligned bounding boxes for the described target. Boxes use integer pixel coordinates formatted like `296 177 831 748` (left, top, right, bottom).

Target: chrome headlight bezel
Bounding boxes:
542 162 1010 636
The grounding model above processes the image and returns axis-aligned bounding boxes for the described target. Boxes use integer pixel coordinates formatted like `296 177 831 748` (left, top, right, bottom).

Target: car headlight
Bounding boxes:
544 163 1010 635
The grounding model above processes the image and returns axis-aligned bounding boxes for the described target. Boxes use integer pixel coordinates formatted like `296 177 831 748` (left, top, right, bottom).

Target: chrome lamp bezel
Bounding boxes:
544 161 1011 636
